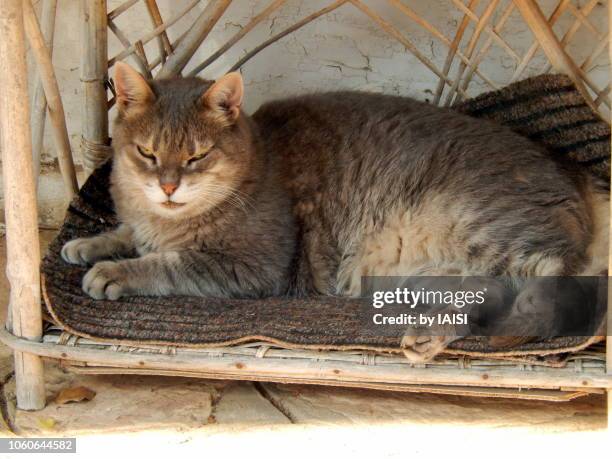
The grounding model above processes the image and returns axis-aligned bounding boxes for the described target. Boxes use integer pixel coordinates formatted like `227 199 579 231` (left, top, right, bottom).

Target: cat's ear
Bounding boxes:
114 61 154 112
203 72 243 123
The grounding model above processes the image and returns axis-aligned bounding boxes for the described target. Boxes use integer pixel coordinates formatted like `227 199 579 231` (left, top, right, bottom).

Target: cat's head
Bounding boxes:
111 62 256 219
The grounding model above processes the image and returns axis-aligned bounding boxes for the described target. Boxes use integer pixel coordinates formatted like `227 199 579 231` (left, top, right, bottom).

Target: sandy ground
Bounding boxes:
0 231 608 456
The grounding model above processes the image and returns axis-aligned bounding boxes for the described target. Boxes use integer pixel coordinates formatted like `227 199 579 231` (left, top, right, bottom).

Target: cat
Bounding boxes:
63 64 296 299
62 62 609 361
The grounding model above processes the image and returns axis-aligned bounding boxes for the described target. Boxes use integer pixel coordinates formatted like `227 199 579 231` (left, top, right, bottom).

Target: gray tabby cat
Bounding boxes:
62 62 608 361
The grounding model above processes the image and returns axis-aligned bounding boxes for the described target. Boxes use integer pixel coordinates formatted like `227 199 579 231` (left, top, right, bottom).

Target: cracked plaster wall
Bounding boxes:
0 0 608 227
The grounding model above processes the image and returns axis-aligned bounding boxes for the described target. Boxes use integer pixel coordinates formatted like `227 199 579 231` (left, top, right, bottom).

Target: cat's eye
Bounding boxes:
187 148 212 166
136 145 156 163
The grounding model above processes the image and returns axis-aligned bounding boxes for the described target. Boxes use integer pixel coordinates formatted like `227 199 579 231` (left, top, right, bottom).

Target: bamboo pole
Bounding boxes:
459 1 515 97
108 0 200 67
445 0 500 106
0 328 611 390
537 0 610 111
510 0 571 83
107 18 152 77
387 0 497 93
30 0 58 189
157 0 232 78
230 0 349 72
147 28 190 74
144 0 173 64
61 366 602 402
134 41 153 80
188 0 286 76
0 0 46 411
24 0 78 198
451 0 520 61
80 0 110 171
350 0 468 99
514 0 600 115
108 0 139 20
433 0 479 105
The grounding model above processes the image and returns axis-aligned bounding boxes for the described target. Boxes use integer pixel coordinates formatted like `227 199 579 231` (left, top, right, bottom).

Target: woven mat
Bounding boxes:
42 75 608 364
455 74 610 183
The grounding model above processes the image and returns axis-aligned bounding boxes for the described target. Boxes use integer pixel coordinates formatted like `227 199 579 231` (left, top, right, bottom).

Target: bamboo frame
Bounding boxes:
92 0 611 115
80 0 111 171
23 0 78 198
157 0 232 78
30 0 57 189
144 0 173 64
0 0 45 411
188 0 287 76
514 0 599 114
1 328 610 395
0 0 608 413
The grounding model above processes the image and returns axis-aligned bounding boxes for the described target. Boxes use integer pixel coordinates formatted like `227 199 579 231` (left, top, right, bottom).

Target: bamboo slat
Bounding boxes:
387 0 497 93
30 0 57 188
144 0 173 64
108 17 152 77
157 0 232 78
62 365 601 402
511 0 571 83
23 0 78 197
0 0 46 411
38 331 606 373
539 0 611 110
108 0 139 20
108 0 200 67
445 0 500 106
459 1 516 95
1 328 611 391
188 0 286 76
514 0 600 115
351 0 469 99
434 0 479 104
581 33 609 74
451 0 521 62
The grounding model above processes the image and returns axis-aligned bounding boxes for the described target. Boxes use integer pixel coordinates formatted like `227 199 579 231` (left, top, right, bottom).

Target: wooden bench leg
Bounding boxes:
14 353 45 411
608 391 611 435
0 0 46 410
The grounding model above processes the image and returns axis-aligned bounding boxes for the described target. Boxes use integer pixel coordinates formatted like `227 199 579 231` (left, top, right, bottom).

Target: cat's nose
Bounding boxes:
161 182 178 196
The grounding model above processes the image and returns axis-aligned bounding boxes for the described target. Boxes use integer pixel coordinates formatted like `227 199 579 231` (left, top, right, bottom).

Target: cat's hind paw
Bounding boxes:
400 322 459 363
83 261 130 300
400 334 450 363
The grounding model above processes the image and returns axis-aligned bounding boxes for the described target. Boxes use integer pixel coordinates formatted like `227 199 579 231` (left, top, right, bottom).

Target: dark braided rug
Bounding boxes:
456 74 610 184
42 75 608 363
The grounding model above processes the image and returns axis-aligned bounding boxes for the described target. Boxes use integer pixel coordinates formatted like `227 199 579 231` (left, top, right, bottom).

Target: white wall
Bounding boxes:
1 0 609 227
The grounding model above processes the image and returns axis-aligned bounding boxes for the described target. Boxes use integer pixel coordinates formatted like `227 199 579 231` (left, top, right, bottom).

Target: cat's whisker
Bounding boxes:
199 184 256 214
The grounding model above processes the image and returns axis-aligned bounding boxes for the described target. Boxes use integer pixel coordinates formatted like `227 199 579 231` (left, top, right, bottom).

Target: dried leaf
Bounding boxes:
37 417 56 430
54 386 96 405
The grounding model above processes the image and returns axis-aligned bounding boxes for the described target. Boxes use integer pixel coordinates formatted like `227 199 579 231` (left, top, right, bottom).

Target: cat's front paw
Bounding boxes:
83 261 130 300
61 237 106 266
